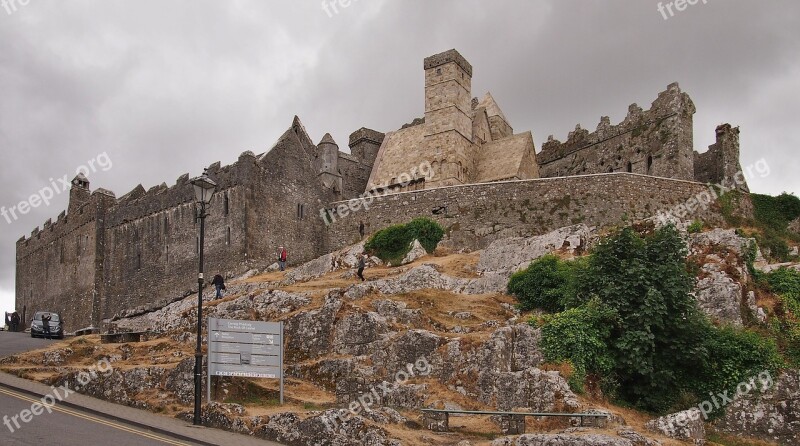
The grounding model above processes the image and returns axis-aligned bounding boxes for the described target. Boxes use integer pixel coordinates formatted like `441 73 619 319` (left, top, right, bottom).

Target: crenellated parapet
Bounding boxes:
538 83 697 181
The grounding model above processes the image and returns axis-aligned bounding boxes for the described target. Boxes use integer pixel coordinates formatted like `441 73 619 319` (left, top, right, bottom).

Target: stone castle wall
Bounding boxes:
326 173 733 253
538 83 696 181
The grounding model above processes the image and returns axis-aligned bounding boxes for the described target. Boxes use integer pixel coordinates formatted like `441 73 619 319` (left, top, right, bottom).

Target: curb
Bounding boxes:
0 380 216 446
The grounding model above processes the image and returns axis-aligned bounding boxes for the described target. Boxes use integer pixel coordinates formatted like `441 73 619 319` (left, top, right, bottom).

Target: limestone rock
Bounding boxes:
372 300 423 325
478 224 593 276
714 371 800 445
616 428 661 446
645 408 705 444
693 266 746 326
790 217 800 235
285 291 343 361
401 239 428 265
333 311 390 356
492 434 634 446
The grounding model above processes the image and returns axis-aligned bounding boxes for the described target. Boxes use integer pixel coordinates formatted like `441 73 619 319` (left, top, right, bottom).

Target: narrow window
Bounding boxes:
164 215 169 234
226 227 231 245
647 155 654 175
196 237 199 254
626 162 633 173
224 193 229 216
137 252 142 270
60 244 64 264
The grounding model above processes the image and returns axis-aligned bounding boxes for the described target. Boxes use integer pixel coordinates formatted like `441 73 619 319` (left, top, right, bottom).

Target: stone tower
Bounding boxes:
349 128 384 166
317 133 342 192
68 173 90 214
423 49 474 187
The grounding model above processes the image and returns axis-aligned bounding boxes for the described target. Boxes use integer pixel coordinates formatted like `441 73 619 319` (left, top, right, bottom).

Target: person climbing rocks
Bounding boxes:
212 274 225 299
357 252 367 282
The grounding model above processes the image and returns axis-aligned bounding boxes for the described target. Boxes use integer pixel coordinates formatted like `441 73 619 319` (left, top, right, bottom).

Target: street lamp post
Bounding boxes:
190 170 217 426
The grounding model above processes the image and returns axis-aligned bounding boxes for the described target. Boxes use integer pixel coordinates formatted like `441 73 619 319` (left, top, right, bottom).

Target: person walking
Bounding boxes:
211 274 225 299
357 252 367 282
10 312 20 332
358 221 365 239
41 313 52 340
278 246 288 272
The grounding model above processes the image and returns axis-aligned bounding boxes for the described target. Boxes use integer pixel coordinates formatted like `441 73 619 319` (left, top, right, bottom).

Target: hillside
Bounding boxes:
2 221 800 446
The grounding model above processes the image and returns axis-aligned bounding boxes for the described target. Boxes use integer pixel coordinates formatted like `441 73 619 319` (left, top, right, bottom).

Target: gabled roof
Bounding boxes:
474 131 537 183
477 92 510 126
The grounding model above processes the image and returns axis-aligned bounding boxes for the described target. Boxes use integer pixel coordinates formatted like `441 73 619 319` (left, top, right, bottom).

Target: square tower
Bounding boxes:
424 49 475 187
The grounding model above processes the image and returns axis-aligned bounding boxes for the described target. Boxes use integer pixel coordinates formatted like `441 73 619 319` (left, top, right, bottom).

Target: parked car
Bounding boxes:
30 312 64 339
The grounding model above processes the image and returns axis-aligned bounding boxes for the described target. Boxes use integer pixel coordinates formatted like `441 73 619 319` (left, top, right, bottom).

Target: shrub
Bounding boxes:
365 218 444 264
538 299 616 393
687 220 704 234
507 255 584 312
752 192 800 232
405 217 445 253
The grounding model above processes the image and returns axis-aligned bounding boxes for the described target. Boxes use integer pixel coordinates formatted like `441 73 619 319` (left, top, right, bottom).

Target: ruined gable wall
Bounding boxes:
247 128 339 270
538 83 696 181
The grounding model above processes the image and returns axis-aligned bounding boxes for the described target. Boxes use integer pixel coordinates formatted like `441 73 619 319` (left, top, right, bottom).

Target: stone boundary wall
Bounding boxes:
325 173 733 252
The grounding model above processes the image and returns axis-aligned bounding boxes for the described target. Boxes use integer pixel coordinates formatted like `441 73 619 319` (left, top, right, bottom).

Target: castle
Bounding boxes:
15 49 749 331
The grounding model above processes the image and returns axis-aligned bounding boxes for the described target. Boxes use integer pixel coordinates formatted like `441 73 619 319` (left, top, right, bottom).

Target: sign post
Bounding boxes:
207 317 284 404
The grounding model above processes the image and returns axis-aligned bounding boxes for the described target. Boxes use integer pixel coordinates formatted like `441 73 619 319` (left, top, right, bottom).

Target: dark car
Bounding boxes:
30 312 64 339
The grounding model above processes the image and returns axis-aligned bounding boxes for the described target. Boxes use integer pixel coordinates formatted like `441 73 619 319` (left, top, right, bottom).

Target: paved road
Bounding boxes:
0 386 198 445
1 331 202 445
0 331 57 358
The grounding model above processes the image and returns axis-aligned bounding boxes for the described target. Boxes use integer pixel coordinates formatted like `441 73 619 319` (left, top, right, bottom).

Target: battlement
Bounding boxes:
349 128 385 147
539 83 694 165
537 83 696 181
424 49 473 77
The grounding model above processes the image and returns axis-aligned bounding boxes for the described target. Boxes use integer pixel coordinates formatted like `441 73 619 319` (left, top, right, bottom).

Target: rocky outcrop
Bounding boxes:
401 239 428 265
282 242 382 285
491 434 634 446
689 229 760 326
183 404 401 446
715 371 800 445
645 408 705 444
790 217 800 236
285 291 343 362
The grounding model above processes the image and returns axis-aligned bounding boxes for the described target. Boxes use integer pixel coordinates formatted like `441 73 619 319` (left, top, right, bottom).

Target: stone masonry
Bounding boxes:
16 49 753 332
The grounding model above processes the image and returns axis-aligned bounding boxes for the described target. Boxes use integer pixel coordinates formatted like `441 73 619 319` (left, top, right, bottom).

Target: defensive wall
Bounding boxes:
325 173 741 253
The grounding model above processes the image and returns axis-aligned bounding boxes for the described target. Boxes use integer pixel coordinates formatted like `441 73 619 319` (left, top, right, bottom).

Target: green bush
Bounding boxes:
764 267 800 300
538 299 616 393
752 193 800 232
508 255 584 312
405 217 445 253
694 326 782 401
687 220 704 234
364 218 444 265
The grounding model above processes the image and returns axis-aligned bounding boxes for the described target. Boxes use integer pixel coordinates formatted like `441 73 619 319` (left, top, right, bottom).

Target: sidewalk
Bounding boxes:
0 371 283 446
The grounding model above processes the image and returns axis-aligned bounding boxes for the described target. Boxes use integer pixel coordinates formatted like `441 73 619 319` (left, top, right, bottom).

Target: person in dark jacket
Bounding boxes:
10 312 20 332
211 274 225 299
41 313 52 339
357 253 367 282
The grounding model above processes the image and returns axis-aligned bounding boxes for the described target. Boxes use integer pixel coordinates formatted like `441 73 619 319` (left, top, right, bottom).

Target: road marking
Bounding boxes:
0 387 192 445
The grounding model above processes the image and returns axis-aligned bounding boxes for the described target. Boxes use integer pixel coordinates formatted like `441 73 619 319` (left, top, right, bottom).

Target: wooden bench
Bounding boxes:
421 409 608 435
100 331 146 344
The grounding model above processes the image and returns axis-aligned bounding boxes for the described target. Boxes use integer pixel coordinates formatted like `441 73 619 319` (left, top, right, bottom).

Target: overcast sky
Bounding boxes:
1 0 799 314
